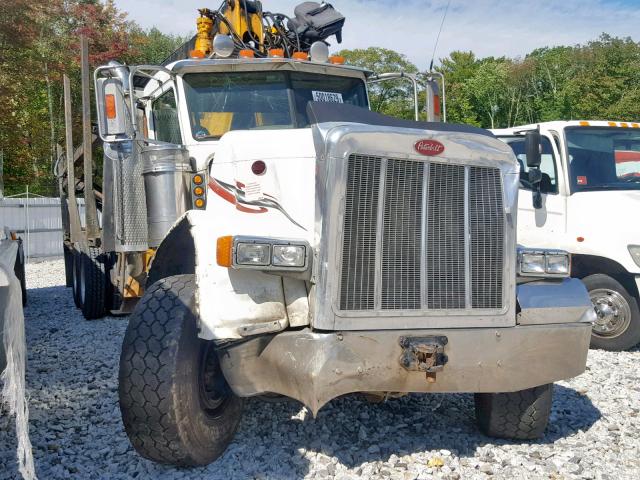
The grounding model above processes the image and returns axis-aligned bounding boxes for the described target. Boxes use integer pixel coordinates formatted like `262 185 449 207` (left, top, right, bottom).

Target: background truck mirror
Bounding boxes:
95 77 132 141
525 130 542 168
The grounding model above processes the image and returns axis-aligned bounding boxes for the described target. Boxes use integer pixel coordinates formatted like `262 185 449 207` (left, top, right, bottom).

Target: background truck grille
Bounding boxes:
339 154 505 312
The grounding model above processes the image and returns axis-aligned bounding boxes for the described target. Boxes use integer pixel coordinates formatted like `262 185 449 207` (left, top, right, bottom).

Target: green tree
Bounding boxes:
337 47 419 119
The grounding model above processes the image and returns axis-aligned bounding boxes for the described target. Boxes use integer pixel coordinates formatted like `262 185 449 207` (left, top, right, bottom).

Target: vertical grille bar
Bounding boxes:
426 163 466 309
339 155 381 310
469 166 504 309
381 159 424 309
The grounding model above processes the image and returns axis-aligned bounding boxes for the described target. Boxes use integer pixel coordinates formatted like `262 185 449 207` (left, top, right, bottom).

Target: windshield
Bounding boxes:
566 126 640 192
182 71 368 140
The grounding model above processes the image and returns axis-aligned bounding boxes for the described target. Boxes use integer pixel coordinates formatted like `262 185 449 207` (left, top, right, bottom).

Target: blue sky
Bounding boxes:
113 0 640 68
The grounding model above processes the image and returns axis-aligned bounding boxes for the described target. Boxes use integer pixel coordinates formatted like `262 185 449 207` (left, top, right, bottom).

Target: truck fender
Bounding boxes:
148 211 308 340
147 214 197 286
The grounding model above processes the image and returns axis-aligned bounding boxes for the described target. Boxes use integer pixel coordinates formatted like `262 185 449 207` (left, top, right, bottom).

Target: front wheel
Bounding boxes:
584 274 640 351
474 384 553 440
119 274 243 466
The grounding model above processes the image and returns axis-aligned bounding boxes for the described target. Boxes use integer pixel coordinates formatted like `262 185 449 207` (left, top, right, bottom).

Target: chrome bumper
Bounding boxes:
219 322 591 414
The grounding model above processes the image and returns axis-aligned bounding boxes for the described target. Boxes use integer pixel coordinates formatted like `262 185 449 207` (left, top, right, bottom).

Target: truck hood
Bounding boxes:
207 128 317 238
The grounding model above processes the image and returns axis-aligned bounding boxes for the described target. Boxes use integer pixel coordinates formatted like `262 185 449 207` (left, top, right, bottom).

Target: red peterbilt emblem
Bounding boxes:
414 139 445 156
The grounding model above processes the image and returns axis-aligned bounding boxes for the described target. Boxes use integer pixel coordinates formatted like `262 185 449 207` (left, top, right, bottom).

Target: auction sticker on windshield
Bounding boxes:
312 91 344 103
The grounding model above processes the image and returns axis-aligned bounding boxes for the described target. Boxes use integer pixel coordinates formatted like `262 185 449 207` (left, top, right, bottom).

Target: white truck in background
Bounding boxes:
493 121 640 351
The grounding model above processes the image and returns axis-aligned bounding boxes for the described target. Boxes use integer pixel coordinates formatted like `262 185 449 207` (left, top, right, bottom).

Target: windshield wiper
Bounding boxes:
620 175 640 183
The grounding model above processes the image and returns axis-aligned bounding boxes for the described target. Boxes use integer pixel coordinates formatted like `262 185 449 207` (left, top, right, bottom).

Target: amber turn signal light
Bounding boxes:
105 94 116 119
216 236 234 267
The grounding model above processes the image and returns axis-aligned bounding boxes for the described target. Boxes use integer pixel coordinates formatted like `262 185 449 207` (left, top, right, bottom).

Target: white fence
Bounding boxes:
0 197 88 260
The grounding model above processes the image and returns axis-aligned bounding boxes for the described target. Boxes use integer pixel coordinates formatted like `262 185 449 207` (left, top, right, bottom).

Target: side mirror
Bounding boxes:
95 77 133 141
525 130 542 168
524 129 543 209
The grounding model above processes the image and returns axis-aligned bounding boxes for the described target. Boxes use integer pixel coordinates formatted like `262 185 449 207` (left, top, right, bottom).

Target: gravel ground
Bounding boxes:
1 258 640 480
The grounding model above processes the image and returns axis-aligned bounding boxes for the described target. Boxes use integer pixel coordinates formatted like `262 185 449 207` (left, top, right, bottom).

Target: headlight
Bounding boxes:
629 245 640 268
521 252 545 274
518 248 570 277
236 243 271 266
546 253 570 275
272 245 306 267
217 235 310 273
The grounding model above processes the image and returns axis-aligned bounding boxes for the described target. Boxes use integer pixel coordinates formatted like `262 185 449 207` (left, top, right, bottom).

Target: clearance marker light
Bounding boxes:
189 49 206 59
579 121 590 126
216 236 234 267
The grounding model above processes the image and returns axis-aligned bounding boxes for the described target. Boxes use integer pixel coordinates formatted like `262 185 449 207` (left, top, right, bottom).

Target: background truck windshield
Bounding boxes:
566 127 640 192
182 71 368 140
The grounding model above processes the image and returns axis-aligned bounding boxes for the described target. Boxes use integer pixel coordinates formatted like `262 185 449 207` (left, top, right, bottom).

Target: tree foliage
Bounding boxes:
3 1 640 196
0 0 186 195
337 47 419 119
439 34 640 128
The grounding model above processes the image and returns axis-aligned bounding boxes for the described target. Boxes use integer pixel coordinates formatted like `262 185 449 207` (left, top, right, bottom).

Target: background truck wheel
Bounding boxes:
13 239 27 307
119 274 243 466
583 274 640 351
79 247 107 320
474 384 553 440
72 249 83 309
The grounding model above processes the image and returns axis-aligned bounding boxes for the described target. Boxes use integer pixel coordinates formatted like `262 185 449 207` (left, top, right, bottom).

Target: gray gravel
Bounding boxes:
1 258 640 479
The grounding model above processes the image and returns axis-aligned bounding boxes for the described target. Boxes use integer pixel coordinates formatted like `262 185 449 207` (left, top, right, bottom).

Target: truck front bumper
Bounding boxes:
219 321 592 414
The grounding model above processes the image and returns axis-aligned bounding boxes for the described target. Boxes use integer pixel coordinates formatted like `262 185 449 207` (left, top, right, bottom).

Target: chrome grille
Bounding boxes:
339 154 505 312
469 166 504 308
339 155 381 310
426 163 466 309
381 159 424 309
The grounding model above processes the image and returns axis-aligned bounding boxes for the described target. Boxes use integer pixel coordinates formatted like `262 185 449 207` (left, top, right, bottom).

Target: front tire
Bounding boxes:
474 384 553 440
119 274 243 466
584 274 640 351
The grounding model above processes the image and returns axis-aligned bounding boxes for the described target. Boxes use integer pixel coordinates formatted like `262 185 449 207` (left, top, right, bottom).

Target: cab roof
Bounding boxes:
493 120 640 135
134 57 372 91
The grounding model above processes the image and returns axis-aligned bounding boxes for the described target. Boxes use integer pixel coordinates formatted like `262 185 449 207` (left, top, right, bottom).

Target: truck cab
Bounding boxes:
493 121 640 351
73 1 594 468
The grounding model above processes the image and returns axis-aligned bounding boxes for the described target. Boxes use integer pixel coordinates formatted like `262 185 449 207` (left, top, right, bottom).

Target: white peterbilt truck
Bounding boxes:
61 1 594 467
493 121 640 351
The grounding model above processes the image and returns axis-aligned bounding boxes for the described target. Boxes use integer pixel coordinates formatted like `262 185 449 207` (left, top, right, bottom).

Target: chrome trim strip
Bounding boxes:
373 158 388 310
420 162 429 309
464 166 471 309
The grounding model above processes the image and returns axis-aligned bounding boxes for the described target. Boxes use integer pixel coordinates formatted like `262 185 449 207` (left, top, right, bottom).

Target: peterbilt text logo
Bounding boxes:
414 139 445 156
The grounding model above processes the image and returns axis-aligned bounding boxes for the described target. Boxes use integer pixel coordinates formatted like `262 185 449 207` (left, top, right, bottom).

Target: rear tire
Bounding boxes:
474 384 553 440
63 245 73 288
583 274 640 351
79 247 107 320
119 274 243 466
72 249 83 309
